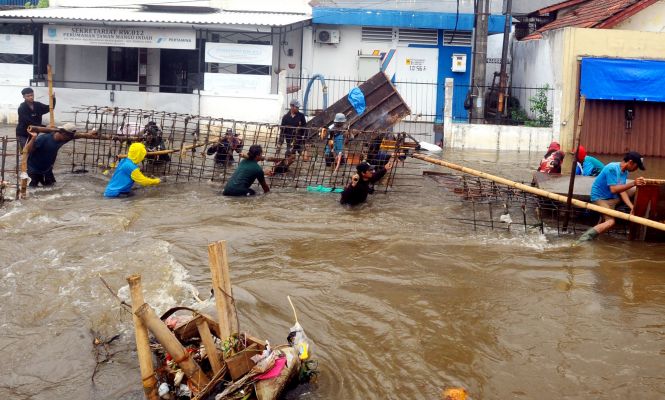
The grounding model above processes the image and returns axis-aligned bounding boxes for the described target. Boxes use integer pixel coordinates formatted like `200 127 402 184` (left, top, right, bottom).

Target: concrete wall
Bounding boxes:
447 123 555 152
0 85 284 126
558 27 665 150
613 0 665 31
511 29 564 138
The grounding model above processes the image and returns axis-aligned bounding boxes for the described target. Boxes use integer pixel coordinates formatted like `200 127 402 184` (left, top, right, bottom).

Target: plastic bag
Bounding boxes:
288 322 310 360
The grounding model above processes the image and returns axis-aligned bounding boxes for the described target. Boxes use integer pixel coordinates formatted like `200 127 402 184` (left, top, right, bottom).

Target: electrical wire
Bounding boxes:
447 0 460 44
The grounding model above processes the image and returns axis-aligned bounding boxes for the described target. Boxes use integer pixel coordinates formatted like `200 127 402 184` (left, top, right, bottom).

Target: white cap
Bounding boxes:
334 113 346 123
57 122 77 134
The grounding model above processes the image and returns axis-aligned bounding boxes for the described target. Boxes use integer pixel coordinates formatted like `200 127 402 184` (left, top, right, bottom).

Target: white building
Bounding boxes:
0 0 311 124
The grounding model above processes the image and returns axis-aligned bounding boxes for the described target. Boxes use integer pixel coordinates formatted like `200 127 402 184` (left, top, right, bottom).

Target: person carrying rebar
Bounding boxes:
577 151 646 242
16 87 55 150
143 121 170 164
104 142 161 197
207 128 243 166
25 123 97 187
279 99 307 155
222 144 270 196
325 113 347 173
340 157 396 206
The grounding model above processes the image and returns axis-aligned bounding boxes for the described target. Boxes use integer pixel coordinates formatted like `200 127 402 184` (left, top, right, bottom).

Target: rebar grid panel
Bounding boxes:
54 106 425 191
424 172 600 234
0 136 19 204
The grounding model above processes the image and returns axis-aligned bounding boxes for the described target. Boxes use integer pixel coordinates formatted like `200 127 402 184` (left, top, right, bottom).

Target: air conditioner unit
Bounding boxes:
316 29 340 44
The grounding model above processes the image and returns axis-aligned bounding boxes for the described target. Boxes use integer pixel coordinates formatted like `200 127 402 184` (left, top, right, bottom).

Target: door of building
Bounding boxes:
160 49 199 93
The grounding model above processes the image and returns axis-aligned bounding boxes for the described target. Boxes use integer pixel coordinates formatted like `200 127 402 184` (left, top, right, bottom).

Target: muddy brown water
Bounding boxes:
1 126 665 399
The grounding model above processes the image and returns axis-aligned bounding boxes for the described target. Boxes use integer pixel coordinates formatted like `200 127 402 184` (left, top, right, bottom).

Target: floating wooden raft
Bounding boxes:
305 71 411 136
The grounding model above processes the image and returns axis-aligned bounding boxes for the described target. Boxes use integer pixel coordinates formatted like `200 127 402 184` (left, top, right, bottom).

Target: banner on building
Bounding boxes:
42 25 196 49
1 34 33 55
205 43 273 66
203 72 272 95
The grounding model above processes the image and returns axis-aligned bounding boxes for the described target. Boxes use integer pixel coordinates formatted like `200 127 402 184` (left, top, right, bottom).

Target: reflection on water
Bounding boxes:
1 141 665 399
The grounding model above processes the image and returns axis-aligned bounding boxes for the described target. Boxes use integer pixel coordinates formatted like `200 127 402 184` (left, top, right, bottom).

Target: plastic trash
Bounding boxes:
177 384 191 398
288 321 310 360
158 382 171 399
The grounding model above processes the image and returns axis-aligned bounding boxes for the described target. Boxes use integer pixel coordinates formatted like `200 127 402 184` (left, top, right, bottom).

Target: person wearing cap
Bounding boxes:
537 141 565 174
104 142 161 197
577 151 647 242
16 87 56 150
223 144 270 196
24 123 97 187
325 113 347 172
340 157 397 206
207 128 243 166
279 99 307 155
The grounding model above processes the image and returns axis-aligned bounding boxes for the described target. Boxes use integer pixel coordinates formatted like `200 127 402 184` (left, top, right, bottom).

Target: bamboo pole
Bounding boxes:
47 64 55 127
126 275 159 400
563 95 586 231
195 317 224 373
644 179 665 185
207 240 239 340
412 153 665 232
135 302 210 389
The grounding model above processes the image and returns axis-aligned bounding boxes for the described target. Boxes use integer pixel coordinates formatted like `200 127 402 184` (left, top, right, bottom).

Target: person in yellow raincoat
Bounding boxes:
104 142 160 197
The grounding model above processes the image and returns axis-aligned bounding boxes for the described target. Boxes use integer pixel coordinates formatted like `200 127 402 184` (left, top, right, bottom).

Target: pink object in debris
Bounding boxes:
256 357 287 380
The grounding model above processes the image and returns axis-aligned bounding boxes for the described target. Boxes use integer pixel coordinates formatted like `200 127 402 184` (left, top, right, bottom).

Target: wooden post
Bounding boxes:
135 303 211 389
196 317 224 373
207 241 239 339
562 95 586 231
126 275 159 400
47 64 55 127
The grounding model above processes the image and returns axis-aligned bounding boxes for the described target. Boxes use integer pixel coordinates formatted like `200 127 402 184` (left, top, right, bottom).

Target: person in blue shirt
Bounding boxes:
325 113 346 173
104 142 161 197
577 151 646 242
574 145 604 177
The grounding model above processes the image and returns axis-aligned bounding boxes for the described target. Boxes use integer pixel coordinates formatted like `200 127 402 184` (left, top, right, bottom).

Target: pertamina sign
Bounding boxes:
42 25 196 50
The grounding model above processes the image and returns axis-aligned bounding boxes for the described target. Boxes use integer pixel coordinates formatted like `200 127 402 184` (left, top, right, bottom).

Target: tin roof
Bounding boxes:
0 6 311 27
522 0 658 40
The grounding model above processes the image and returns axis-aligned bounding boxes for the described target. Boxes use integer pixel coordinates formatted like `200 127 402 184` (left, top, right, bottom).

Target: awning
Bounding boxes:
581 57 665 103
0 6 311 28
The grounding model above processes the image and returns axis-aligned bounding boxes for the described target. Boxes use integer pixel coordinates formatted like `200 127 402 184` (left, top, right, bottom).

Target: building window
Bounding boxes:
107 47 138 82
361 27 394 42
443 31 472 47
398 28 438 45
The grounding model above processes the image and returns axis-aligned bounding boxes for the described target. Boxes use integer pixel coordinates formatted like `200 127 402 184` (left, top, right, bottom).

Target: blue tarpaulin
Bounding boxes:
581 58 665 103
348 87 366 115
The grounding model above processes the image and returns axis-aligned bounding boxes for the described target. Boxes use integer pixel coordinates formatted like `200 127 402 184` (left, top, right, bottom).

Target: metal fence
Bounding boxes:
286 75 556 144
0 0 37 6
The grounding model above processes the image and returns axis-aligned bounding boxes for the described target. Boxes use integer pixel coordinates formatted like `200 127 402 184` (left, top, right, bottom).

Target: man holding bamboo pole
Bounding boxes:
16 87 55 150
577 151 646 242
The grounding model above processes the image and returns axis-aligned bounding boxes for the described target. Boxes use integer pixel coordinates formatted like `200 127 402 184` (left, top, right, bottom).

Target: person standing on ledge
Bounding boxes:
222 144 270 196
577 151 646 242
17 87 55 150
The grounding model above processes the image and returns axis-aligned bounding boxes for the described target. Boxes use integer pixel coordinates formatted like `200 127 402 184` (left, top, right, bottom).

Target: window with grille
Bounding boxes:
361 27 393 42
443 31 472 47
398 28 438 45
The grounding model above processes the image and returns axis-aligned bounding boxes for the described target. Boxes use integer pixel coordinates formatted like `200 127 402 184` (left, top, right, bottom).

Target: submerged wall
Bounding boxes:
446 123 556 152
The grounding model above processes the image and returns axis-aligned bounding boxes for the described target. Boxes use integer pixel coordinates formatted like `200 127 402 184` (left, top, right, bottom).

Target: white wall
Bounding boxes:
614 0 665 31
510 29 564 137
0 84 284 126
485 32 507 86
447 123 556 152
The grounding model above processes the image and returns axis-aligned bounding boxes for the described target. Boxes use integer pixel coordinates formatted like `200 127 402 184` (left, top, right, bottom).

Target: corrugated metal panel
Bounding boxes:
443 31 472 46
582 99 665 157
0 7 311 26
361 26 393 42
398 28 438 45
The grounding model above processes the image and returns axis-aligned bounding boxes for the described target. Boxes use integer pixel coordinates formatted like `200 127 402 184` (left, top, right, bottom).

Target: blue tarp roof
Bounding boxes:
581 57 665 103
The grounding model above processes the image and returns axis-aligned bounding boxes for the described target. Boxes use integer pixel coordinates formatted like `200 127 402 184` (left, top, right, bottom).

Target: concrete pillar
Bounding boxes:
444 78 454 146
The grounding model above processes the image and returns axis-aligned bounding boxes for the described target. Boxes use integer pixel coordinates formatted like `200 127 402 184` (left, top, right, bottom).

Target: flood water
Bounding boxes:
1 126 665 399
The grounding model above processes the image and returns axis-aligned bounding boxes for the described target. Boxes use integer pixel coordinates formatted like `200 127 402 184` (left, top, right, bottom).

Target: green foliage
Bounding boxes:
24 0 48 8
526 85 553 127
509 85 553 127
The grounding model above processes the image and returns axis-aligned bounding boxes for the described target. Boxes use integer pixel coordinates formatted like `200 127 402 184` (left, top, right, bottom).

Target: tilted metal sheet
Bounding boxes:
582 99 665 157
306 72 411 135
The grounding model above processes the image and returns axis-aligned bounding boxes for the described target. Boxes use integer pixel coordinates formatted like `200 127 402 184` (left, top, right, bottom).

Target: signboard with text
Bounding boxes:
1 34 33 55
42 25 196 49
205 42 273 66
203 73 272 95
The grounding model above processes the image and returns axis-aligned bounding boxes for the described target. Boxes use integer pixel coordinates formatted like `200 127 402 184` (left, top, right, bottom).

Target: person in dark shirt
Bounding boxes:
340 159 395 206
207 128 243 166
279 99 307 155
25 123 97 187
143 121 170 164
16 87 55 150
222 145 270 196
